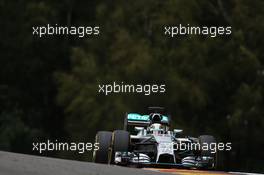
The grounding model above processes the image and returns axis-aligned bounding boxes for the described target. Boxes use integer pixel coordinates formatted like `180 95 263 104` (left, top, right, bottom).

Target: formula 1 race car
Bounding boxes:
93 107 217 169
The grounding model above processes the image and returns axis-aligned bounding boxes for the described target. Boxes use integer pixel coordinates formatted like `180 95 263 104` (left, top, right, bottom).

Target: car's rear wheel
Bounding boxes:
109 130 130 164
93 131 112 163
199 135 218 169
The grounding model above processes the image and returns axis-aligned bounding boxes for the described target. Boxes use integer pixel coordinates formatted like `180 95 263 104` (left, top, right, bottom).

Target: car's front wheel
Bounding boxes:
109 130 130 164
198 135 218 169
93 131 112 164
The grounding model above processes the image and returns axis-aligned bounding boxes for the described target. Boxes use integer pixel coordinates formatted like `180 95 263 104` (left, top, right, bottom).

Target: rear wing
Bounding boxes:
124 113 169 132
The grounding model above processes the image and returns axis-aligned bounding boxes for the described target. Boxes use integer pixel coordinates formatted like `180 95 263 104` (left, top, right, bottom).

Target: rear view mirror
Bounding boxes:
174 129 183 134
135 127 144 131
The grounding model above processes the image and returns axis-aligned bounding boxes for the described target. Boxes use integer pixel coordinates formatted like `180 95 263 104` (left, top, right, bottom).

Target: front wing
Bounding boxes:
114 152 215 169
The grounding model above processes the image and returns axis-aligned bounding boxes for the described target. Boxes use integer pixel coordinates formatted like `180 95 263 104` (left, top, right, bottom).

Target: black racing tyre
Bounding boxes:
198 135 218 169
109 130 130 164
93 131 112 163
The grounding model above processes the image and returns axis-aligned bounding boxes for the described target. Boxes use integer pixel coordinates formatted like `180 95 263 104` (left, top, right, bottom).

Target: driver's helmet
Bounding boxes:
149 123 168 134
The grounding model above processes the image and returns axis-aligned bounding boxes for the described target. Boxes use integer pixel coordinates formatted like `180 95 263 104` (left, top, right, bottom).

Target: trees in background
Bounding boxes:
0 0 263 172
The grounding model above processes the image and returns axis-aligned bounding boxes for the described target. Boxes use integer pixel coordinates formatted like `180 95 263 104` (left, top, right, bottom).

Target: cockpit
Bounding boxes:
148 123 167 134
148 113 170 135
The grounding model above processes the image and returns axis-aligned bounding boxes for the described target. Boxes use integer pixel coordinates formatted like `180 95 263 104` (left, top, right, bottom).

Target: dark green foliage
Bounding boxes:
0 0 264 172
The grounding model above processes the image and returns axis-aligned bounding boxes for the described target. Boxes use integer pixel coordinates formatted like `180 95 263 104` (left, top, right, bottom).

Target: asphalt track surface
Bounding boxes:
0 151 263 175
0 151 170 175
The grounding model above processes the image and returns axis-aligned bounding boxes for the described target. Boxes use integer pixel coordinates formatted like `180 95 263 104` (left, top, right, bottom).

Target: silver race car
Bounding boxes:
93 107 217 169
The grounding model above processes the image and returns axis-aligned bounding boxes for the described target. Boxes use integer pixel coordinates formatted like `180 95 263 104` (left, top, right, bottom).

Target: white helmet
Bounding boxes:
149 123 168 134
